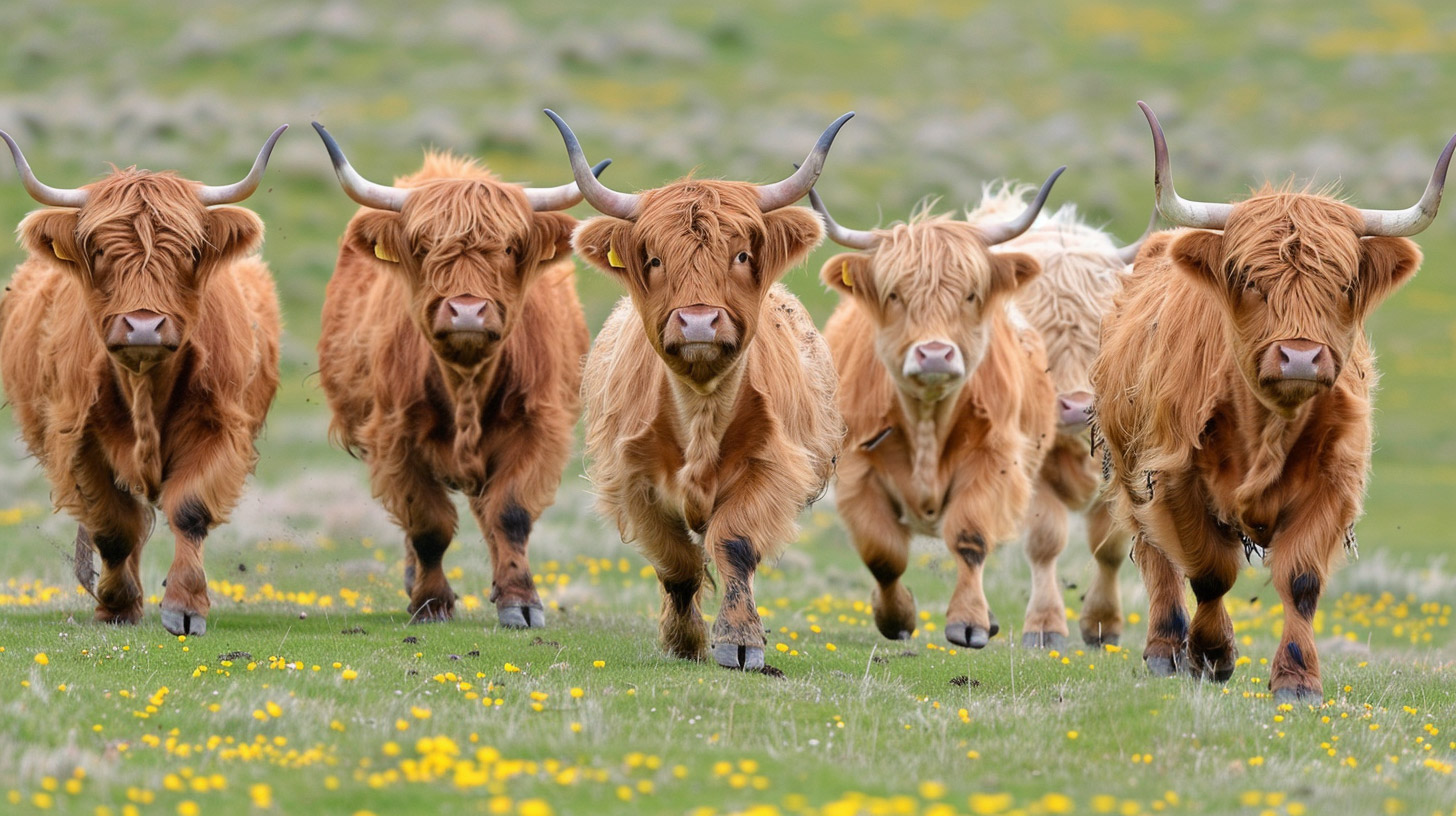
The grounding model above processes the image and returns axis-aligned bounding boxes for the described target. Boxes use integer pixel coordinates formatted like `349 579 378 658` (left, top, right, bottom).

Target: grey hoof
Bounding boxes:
161 608 207 636
712 643 765 670
498 604 545 629
1146 654 1180 677
1021 631 1067 651
1272 687 1323 706
946 624 991 649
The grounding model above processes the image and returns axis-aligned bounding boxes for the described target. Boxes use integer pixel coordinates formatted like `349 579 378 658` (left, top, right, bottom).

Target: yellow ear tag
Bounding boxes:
374 243 399 263
840 260 853 288
52 241 74 262
607 244 625 269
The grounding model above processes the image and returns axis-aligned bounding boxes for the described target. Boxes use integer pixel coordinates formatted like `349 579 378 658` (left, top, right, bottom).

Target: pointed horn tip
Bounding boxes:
590 159 611 178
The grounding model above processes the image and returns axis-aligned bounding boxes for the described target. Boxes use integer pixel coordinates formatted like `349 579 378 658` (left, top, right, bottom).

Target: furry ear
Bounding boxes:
202 206 264 263
1170 230 1226 292
18 209 83 272
345 209 409 267
757 206 824 283
572 217 635 279
528 210 577 264
819 252 873 298
988 251 1041 297
1355 236 1422 315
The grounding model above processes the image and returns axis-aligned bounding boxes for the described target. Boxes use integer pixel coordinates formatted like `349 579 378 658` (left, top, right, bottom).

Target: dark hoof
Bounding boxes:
1190 652 1237 683
871 584 916 641
160 607 207 636
1272 686 1323 706
498 604 546 629
403 564 417 594
1080 624 1120 647
712 643 765 670
946 623 991 649
407 599 455 623
1021 631 1067 651
1145 654 1182 677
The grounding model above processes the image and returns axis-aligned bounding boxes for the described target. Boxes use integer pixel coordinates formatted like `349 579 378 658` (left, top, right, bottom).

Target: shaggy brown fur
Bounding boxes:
575 180 842 669
1091 186 1422 701
0 169 280 634
974 186 1136 646
820 208 1057 649
318 152 587 628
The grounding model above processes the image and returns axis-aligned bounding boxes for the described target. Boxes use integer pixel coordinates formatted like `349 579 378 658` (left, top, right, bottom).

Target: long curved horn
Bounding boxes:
807 185 878 249
1356 132 1456 237
522 159 613 211
312 121 409 212
0 130 89 208
977 166 1067 246
543 110 641 219
197 125 288 206
757 112 855 212
1139 101 1233 230
1115 199 1160 264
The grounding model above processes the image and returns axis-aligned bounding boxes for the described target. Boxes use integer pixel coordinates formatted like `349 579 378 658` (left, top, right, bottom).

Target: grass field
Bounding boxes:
2 1 1455 814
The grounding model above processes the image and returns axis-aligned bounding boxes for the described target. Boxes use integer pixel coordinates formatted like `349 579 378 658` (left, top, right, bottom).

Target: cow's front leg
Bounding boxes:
1268 534 1336 704
707 534 764 670
1080 499 1130 646
1134 533 1189 676
1186 538 1241 683
838 466 915 640
468 491 544 629
158 493 217 635
1021 483 1070 650
374 452 458 623
940 524 996 649
72 442 152 625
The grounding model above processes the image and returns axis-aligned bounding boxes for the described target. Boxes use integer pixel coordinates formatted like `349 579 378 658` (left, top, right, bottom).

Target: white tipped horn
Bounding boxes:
543 110 641 219
0 130 89 208
197 124 288 206
522 158 612 211
757 112 855 212
976 166 1066 246
1139 101 1233 230
1356 131 1456 237
312 121 409 212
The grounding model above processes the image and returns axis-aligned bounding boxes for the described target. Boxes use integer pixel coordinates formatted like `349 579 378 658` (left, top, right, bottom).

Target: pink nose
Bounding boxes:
106 310 178 349
675 307 720 343
436 296 494 333
1057 391 1093 426
912 341 957 374
1278 343 1323 380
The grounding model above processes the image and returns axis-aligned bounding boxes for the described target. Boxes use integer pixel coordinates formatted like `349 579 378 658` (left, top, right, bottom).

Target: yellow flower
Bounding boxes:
570 687 584 699
518 799 553 816
33 653 48 666
592 660 605 668
1041 793 1074 814
177 802 199 816
918 780 946 799
341 669 358 680
1066 730 1079 740
504 663 521 673
411 706 431 720
249 784 272 808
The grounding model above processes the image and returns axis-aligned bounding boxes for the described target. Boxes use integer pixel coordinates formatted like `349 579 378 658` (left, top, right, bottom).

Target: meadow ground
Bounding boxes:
2 0 1456 814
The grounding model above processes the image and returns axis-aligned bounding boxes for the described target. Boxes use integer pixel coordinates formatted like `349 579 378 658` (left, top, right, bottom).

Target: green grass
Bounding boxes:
3 0 1456 813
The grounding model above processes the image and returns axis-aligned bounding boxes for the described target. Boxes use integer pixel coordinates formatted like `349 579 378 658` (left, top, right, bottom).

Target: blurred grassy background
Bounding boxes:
3 0 1453 563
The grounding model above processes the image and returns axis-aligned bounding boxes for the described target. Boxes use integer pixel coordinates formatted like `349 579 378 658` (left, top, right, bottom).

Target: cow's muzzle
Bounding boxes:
664 306 735 364
902 340 965 390
106 310 180 373
431 296 504 366
1057 390 1094 429
1257 339 1337 407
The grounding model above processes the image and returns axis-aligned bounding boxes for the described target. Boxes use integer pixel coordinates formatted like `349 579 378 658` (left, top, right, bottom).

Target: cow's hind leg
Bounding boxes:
839 475 915 640
1021 483 1070 650
1135 533 1189 676
1080 499 1130 647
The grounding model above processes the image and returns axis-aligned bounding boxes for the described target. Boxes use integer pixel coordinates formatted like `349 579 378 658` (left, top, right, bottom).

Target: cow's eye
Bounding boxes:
503 246 515 256
887 292 899 302
191 248 203 264
735 251 750 265
648 257 662 269
965 291 977 303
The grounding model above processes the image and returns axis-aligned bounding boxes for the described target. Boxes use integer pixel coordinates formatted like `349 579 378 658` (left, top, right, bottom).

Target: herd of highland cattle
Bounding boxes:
0 103 1452 704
